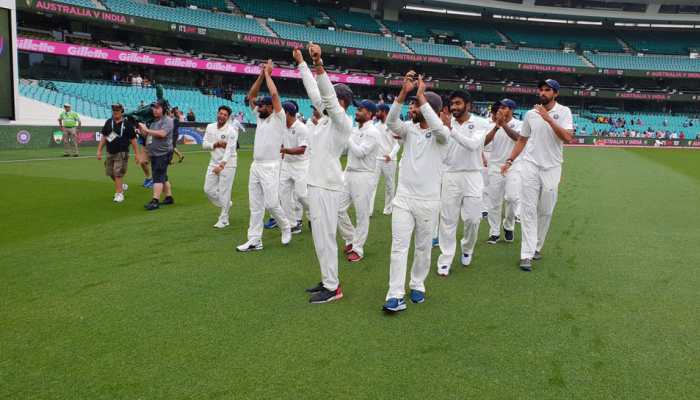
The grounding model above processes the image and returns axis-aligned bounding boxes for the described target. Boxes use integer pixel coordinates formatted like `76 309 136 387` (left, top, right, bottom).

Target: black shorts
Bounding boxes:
151 152 173 183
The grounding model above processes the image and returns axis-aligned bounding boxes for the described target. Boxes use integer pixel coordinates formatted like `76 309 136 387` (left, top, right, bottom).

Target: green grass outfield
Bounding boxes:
1 146 699 399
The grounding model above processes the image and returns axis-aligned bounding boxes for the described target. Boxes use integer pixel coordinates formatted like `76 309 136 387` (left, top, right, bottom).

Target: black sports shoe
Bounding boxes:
291 221 302 234
305 282 324 294
520 258 532 271
533 251 542 261
504 229 514 242
144 199 159 211
309 286 343 304
487 235 499 244
482 211 488 219
162 196 174 205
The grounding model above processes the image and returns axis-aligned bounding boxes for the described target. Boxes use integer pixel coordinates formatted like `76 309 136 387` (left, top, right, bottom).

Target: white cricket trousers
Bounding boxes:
386 196 440 300
486 167 521 236
481 166 490 213
338 171 375 257
204 165 236 220
247 161 290 242
370 159 397 214
519 160 561 260
308 185 344 291
437 171 483 268
279 160 309 222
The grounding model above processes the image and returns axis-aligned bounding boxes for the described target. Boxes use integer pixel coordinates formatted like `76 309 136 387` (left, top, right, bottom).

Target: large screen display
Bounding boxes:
0 7 15 119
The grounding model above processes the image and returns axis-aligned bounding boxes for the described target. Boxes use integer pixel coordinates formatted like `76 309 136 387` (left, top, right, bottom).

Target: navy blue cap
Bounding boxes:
354 99 378 114
256 96 273 106
499 98 517 109
282 100 298 115
377 103 391 112
538 79 560 92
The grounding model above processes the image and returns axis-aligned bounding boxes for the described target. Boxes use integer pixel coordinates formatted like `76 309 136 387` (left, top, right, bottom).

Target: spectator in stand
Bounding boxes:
637 118 642 126
680 132 685 140
663 118 669 127
187 109 196 122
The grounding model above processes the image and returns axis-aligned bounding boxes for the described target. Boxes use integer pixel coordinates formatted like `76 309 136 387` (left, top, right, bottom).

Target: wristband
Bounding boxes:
505 159 513 165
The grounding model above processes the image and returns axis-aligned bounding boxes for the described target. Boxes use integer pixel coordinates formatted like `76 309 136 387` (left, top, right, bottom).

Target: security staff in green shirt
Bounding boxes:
58 103 81 157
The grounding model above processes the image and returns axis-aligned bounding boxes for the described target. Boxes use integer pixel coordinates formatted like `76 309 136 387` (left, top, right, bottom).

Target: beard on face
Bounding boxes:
539 94 554 105
451 106 466 119
258 109 270 119
410 111 423 123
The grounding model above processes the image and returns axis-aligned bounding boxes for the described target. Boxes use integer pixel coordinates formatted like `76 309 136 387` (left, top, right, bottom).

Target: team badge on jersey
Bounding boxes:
425 132 432 139
553 114 559 120
468 124 474 129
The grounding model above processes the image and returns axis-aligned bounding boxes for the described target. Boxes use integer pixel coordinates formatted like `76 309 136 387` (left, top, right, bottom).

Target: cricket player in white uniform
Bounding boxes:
279 100 310 234
338 99 380 263
203 105 239 228
294 44 353 304
501 79 573 271
236 60 292 252
369 103 400 216
383 73 449 313
484 99 523 244
435 91 490 277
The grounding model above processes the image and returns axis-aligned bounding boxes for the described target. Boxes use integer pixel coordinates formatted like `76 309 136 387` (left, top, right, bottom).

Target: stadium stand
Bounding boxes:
619 30 700 55
499 24 623 52
382 16 503 45
406 40 470 59
322 8 382 33
18 80 697 139
102 0 270 36
584 52 700 72
173 0 228 11
233 0 320 24
267 21 408 53
467 46 588 67
55 0 100 8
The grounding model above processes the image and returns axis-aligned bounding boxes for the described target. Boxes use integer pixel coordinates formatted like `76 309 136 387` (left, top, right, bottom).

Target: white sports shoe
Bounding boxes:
437 265 450 276
281 227 292 245
122 183 129 192
236 240 263 252
113 192 124 203
461 253 473 267
213 219 229 229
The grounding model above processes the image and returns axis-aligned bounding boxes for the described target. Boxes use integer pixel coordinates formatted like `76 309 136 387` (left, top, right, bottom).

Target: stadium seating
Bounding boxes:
619 31 700 55
322 8 381 33
467 47 588 67
268 21 408 53
499 24 623 52
102 0 270 36
382 17 503 45
56 0 99 8
585 52 700 72
233 0 320 25
174 0 228 11
406 41 470 59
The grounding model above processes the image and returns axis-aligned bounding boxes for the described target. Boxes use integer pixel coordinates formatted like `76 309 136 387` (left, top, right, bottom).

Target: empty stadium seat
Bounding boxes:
406 41 469 59
102 0 269 36
499 24 623 52
619 31 700 55
322 8 381 33
268 21 407 53
468 47 587 67
233 0 320 25
584 52 700 72
383 16 503 45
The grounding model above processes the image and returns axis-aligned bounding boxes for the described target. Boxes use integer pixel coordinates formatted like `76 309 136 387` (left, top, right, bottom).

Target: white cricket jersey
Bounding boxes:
488 118 523 172
374 121 400 161
298 62 352 191
283 119 310 163
253 109 286 162
346 122 380 173
443 114 490 172
387 102 450 201
202 122 239 167
520 102 573 169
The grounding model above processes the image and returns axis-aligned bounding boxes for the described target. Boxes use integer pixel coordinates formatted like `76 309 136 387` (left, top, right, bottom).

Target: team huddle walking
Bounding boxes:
213 44 574 312
99 43 573 313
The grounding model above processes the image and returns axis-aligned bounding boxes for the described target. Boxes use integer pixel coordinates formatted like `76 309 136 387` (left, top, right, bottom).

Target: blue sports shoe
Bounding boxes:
409 290 425 304
382 298 407 313
432 237 439 248
143 178 154 188
264 218 278 229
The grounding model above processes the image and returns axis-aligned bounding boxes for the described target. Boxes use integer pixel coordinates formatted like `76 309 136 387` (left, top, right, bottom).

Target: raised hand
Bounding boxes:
292 48 304 64
308 42 322 64
534 104 553 123
440 109 452 128
401 71 416 94
264 59 273 76
416 75 426 97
